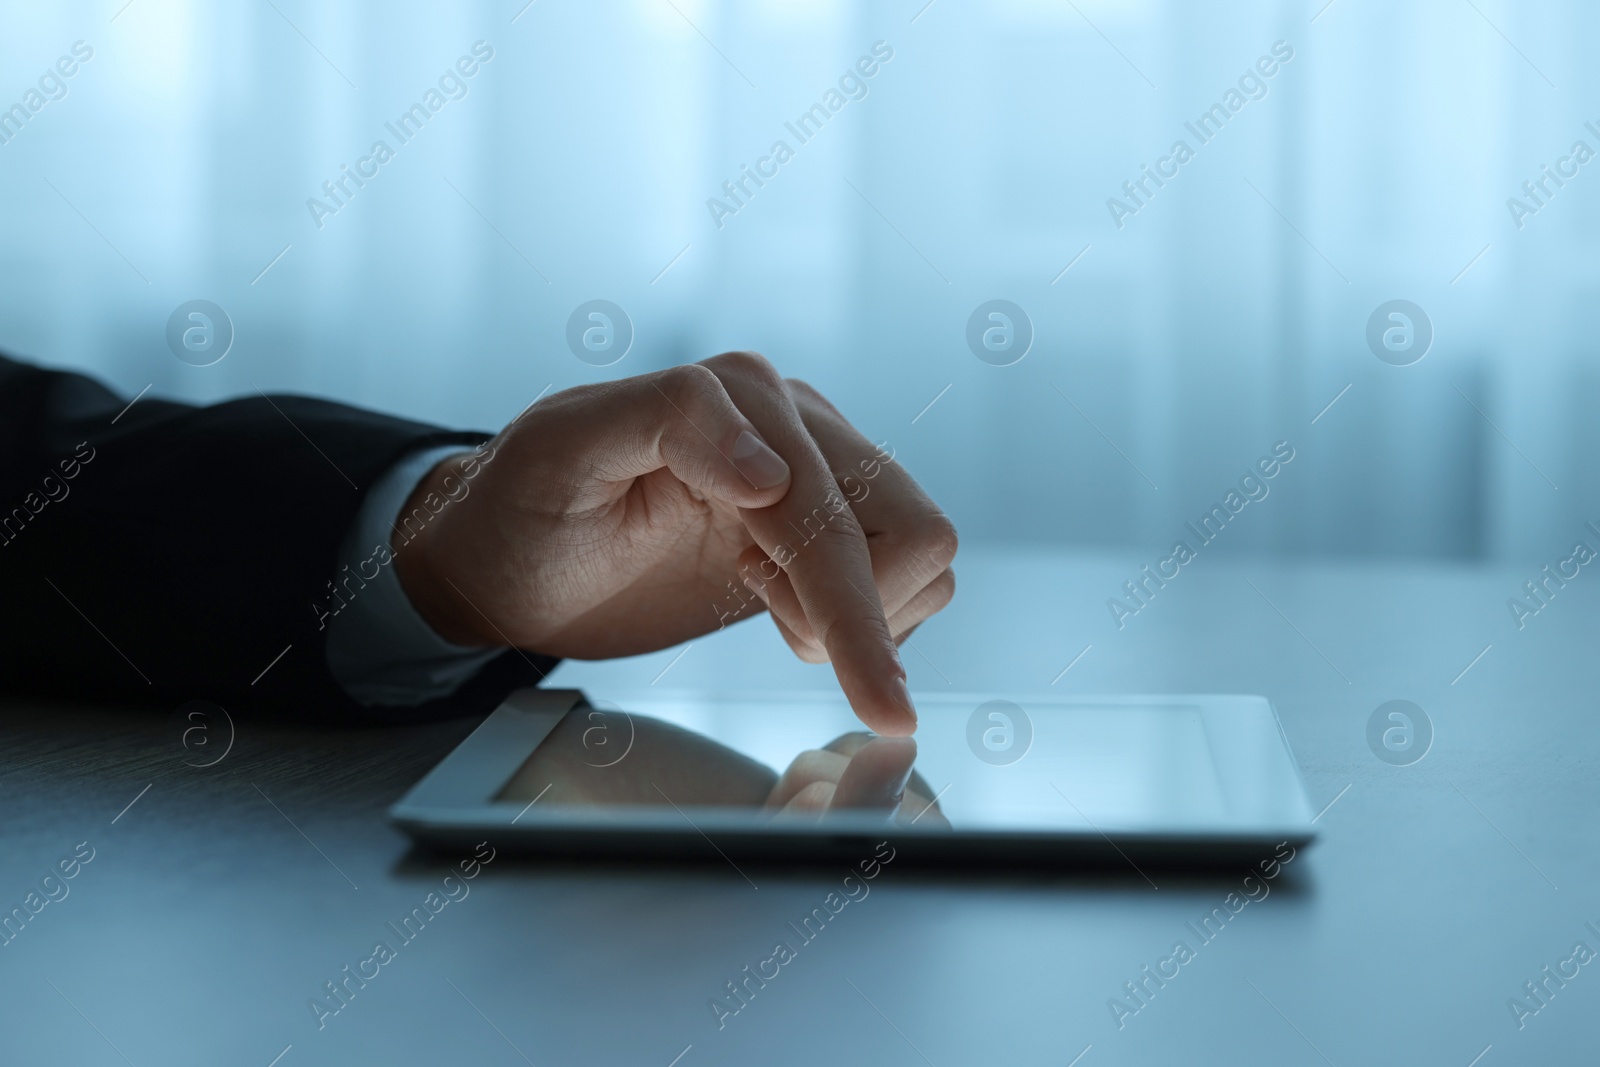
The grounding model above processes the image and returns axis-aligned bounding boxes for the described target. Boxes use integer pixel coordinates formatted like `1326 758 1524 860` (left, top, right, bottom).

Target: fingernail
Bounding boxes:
891 675 918 727
731 430 790 489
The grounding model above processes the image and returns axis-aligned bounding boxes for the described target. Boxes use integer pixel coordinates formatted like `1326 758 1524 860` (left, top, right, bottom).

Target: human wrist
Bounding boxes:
393 451 497 648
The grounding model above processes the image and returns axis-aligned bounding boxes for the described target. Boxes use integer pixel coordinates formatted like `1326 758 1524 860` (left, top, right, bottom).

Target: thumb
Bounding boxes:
590 364 792 508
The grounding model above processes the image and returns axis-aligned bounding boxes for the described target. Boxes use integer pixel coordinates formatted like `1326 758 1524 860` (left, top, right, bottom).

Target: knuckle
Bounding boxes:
709 350 779 382
918 514 960 569
660 363 727 414
785 377 843 418
662 361 721 396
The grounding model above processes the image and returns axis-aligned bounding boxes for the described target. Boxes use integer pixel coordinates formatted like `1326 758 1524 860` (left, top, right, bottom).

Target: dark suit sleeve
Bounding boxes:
0 354 557 721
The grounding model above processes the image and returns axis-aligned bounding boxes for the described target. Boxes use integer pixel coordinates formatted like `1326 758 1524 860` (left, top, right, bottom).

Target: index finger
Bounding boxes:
823 732 939 801
829 736 917 813
700 353 917 735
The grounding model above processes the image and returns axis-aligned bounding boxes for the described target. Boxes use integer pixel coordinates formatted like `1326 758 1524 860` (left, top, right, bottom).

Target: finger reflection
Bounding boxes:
499 706 949 829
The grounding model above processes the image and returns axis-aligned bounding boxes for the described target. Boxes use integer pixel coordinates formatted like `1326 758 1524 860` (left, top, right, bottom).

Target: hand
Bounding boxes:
766 733 948 825
395 353 957 735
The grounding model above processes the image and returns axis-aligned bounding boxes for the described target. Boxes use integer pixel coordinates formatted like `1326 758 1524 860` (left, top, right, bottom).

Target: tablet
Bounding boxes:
389 689 1315 867
387 694 1312 870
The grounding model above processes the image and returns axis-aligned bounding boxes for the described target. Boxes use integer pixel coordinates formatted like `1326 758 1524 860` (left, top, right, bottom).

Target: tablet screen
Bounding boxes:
493 692 1308 835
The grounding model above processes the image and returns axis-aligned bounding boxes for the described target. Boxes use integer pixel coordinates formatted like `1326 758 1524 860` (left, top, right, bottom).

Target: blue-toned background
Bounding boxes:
2 0 1593 563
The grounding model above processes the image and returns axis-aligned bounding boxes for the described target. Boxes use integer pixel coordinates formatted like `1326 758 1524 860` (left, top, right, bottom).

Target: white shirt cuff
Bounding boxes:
325 444 502 707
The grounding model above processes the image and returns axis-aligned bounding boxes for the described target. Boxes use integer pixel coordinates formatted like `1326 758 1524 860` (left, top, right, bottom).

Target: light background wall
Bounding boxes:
1 0 1593 566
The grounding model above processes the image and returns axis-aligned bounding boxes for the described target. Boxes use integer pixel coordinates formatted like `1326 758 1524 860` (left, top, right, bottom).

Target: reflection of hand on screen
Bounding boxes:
766 734 948 827
504 710 779 807
502 713 948 826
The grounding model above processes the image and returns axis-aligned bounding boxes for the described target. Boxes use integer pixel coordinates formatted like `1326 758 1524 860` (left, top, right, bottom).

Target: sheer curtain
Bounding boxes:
0 0 1590 563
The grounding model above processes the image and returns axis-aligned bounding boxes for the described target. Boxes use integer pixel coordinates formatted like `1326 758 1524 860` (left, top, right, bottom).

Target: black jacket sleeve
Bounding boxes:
0 354 556 721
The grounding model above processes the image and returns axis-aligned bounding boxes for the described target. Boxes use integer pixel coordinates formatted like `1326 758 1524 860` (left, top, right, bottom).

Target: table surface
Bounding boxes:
2 548 1596 1066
